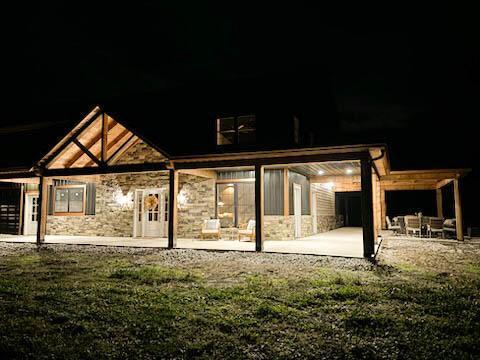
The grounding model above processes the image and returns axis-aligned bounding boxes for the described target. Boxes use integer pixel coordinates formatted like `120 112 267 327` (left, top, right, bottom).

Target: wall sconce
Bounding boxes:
177 189 189 209
113 189 133 209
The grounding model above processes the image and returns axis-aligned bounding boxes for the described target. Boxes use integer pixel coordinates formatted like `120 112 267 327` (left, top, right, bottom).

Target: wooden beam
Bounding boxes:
107 134 137 164
254 164 264 251
453 179 463 241
360 159 375 258
36 176 48 245
101 113 108 163
168 169 178 248
43 162 168 177
173 152 369 170
436 178 454 189
380 189 387 229
436 188 443 218
65 122 118 168
39 107 101 167
381 184 437 191
72 139 102 166
18 184 24 235
216 178 254 184
85 128 130 167
283 168 289 217
179 169 217 179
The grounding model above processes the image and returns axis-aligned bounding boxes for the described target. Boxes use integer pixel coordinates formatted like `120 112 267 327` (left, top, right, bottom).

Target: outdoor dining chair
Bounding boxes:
427 217 444 238
386 216 401 234
405 215 421 237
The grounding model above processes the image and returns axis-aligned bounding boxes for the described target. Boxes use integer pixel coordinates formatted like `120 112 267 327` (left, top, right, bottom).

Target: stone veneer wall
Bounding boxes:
317 215 344 233
264 215 314 240
47 171 169 237
114 140 165 165
177 174 216 238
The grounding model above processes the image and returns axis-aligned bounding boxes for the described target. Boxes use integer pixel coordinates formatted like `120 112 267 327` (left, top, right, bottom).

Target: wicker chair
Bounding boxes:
405 215 421 237
427 217 444 238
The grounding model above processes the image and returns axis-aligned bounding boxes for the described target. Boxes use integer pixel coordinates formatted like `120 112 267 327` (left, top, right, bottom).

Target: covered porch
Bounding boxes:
0 227 365 257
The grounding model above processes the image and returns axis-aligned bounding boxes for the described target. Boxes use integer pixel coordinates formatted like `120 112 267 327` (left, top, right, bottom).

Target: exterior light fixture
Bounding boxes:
113 189 133 209
323 182 334 190
317 170 325 175
346 168 353 175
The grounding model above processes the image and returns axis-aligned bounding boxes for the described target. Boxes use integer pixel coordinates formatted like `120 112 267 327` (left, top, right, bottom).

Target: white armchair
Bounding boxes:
200 219 221 240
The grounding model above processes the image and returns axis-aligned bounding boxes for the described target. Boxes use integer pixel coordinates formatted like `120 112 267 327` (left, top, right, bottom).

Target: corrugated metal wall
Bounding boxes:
264 169 284 215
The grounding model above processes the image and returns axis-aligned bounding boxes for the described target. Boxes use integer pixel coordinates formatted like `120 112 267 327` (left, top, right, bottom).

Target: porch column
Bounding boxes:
283 168 289 218
18 184 25 235
380 188 387 229
360 159 375 258
436 188 443 218
168 169 178 248
36 176 48 245
254 164 264 252
453 179 463 241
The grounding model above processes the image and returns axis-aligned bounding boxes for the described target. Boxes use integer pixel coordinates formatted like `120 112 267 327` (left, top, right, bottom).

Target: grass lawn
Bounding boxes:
0 240 479 359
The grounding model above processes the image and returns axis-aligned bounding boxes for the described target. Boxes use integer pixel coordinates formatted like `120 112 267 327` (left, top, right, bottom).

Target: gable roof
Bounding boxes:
38 106 169 171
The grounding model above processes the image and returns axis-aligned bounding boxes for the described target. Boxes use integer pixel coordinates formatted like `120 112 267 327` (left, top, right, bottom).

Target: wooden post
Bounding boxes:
168 169 178 248
436 188 443 218
101 113 108 163
360 159 375 258
18 183 24 235
255 164 264 252
36 176 48 245
453 179 463 241
283 168 289 218
380 188 387 230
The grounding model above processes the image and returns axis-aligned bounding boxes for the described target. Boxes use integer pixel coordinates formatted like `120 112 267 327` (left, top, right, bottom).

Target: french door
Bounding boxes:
133 189 168 238
24 193 39 235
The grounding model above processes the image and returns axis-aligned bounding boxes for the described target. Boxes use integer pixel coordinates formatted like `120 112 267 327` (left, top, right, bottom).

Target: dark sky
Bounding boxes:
2 3 479 224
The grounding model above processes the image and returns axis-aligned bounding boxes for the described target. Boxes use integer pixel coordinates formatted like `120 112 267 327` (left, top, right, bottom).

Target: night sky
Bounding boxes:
2 4 479 226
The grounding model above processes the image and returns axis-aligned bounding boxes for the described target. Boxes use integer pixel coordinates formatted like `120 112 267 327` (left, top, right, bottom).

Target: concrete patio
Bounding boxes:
0 227 366 258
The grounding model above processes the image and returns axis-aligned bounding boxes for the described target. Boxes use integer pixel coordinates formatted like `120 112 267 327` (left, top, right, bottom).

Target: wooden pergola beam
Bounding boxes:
72 139 102 166
101 113 108 163
85 128 131 167
65 121 118 168
454 179 463 241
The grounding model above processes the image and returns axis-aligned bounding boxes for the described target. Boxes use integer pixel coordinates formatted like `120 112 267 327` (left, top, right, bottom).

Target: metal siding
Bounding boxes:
264 169 284 215
217 170 255 179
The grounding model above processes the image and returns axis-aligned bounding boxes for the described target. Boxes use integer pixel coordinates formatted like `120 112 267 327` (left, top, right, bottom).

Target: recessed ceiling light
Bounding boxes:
346 168 353 174
317 170 325 175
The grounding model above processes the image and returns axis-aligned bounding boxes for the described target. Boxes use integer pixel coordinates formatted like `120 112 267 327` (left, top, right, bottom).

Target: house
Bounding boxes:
0 103 469 258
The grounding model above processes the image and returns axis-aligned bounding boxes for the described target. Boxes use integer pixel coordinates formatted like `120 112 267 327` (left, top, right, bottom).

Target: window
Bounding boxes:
216 182 255 227
216 115 256 145
54 186 85 215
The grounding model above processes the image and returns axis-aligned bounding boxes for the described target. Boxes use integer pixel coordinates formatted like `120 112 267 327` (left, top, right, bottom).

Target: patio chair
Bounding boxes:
405 215 421 237
200 219 221 240
397 216 406 235
238 219 255 242
386 216 401 234
427 217 444 238
443 218 456 239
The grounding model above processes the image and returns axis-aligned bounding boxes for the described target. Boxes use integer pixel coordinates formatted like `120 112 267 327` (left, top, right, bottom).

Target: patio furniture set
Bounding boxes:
200 219 256 241
386 215 456 239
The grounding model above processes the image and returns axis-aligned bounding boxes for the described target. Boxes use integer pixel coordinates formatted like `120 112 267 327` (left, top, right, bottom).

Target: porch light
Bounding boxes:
323 182 334 190
113 190 133 209
317 170 325 175
346 168 353 175
177 190 189 207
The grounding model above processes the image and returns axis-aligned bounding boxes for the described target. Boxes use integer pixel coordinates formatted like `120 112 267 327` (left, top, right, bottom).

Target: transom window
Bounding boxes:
216 115 256 146
54 186 85 215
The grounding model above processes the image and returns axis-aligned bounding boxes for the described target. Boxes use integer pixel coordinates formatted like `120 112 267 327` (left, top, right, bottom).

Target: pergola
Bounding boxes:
378 169 469 240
